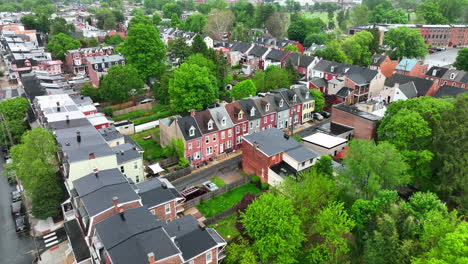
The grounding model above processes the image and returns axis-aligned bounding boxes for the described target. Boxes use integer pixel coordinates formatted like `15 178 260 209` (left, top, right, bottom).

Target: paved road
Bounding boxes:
173 155 242 191
0 155 35 264
424 48 459 68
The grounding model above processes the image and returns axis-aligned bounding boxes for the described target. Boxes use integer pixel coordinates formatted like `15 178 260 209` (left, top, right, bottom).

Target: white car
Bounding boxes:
203 181 219 192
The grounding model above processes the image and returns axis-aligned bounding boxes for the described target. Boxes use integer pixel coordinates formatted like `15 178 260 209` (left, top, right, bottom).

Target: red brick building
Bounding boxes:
224 101 249 149
331 104 381 140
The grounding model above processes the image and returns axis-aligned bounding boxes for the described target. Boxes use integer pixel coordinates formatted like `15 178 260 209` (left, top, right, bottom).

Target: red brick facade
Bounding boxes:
242 140 282 183
395 62 428 79
149 200 177 222
190 247 218 264
331 107 378 140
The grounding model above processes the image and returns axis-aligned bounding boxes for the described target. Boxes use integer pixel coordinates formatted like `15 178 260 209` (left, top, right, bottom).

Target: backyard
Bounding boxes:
113 104 173 125
208 214 239 241
196 183 261 218
129 127 166 162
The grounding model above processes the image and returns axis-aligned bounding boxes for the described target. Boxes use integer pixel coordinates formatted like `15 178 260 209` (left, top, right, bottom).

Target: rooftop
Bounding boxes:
302 132 348 149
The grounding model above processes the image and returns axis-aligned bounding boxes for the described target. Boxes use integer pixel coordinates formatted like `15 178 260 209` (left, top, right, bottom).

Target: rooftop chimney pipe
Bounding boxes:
76 131 81 143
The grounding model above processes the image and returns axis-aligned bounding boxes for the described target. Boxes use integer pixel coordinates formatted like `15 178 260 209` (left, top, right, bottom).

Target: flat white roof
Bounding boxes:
302 132 348 149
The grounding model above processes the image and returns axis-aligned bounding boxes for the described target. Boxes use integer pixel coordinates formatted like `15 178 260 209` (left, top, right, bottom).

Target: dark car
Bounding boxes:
321 111 331 118
313 113 324 121
14 215 27 233
11 190 21 202
11 201 22 216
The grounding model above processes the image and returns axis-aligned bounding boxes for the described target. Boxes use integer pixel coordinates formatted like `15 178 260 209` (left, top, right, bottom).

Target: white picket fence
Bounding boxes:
135 120 159 133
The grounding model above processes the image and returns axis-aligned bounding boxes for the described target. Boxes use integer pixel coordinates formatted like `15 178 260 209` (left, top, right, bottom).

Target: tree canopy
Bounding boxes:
99 65 144 103
314 40 349 64
0 97 30 144
47 33 81 60
231 79 257 100
310 89 324 112
342 30 374 66
252 66 292 93
453 48 468 71
384 27 428 59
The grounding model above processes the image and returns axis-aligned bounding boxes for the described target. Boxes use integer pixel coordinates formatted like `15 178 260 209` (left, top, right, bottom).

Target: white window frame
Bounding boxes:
134 162 138 169
188 143 192 150
238 112 243 120
205 136 209 144
266 103 270 111
228 129 232 138
213 134 217 141
189 126 195 137
270 114 274 121
165 203 171 215
264 116 267 124
249 122 253 129
279 100 283 107
236 126 240 134
221 131 225 139
208 120 213 130
194 152 200 160
206 251 212 263
226 140 232 148
250 108 255 116
256 120 260 127
243 123 247 132
222 117 226 126
206 146 213 155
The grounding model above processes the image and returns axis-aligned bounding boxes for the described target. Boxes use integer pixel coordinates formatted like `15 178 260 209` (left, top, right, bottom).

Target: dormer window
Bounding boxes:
374 58 378 64
189 126 195 136
330 66 335 72
250 108 255 117
293 94 297 102
305 92 309 99
432 69 437 76
208 120 213 130
279 99 284 107
238 112 243 120
266 103 270 112
222 117 226 126
450 73 456 79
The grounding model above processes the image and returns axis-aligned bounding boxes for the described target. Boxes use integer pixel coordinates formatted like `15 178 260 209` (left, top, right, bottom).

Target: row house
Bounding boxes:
157 26 214 48
227 42 254 66
208 105 235 154
292 86 315 122
273 88 303 126
224 101 249 149
64 45 115 75
425 66 468 91
369 54 398 78
238 98 262 133
381 73 438 102
253 96 277 130
86 54 125 87
344 67 382 103
244 45 269 73
194 109 221 161
255 36 304 53
394 58 428 78
283 52 320 83
263 49 289 70
434 85 467 98
270 93 291 129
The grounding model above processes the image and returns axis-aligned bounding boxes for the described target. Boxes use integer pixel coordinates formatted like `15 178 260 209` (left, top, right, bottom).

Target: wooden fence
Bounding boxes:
203 207 238 226
184 174 253 209
113 103 152 115
159 157 178 168
163 167 192 182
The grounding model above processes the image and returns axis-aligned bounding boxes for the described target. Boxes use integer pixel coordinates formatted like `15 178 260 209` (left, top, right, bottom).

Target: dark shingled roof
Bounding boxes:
272 88 302 106
95 207 181 264
336 87 353 98
231 42 252 53
237 98 262 121
136 178 182 209
285 53 316 68
333 104 381 121
177 115 203 140
399 82 418 98
249 45 268 57
371 54 387 66
252 96 276 116
269 93 290 112
385 73 434 96
265 49 288 62
224 101 248 125
64 219 90 263
425 66 448 78
347 68 378 85
193 109 219 135
434 85 467 98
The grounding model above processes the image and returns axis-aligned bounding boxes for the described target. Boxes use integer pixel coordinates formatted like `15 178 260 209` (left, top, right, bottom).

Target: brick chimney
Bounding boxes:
76 131 81 143
147 252 156 264
112 196 119 212
190 109 196 117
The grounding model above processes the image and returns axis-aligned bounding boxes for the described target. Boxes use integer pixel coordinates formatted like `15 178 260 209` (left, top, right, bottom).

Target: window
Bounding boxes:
189 126 195 136
188 260 194 264
136 175 139 183
243 123 247 131
188 143 192 150
222 117 226 126
226 140 232 148
236 136 242 145
250 108 255 116
120 166 124 173
279 99 284 107
302 161 305 166
206 147 213 155
271 114 274 121
238 112 243 120
206 251 212 263
305 92 309 99
165 204 171 214
205 136 209 144
208 120 213 130
236 126 240 134
266 103 270 111
450 73 456 79
221 131 225 139
151 209 156 215
249 122 253 129
330 66 335 72
213 134 217 141
293 94 297 102
193 152 200 160
197 140 200 148
264 117 267 124
294 115 298 123
93 64 98 70
256 120 260 127
228 129 232 137
134 162 138 169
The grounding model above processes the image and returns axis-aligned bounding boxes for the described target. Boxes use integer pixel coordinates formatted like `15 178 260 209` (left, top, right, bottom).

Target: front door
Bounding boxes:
220 143 224 153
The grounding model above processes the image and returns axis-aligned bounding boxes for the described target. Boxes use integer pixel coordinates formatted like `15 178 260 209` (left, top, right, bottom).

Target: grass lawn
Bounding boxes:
208 214 239 241
196 183 261 218
129 127 166 162
302 11 338 23
210 176 226 188
113 104 173 125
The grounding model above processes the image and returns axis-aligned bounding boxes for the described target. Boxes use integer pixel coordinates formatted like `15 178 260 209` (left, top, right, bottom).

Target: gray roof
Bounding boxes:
292 86 313 103
231 42 252 53
272 88 302 106
311 77 327 87
54 124 115 162
425 66 448 78
95 207 181 264
248 45 268 57
243 128 318 161
371 54 386 66
336 87 353 97
252 96 276 116
71 96 93 106
347 68 378 85
441 69 467 83
177 115 203 140
208 106 234 130
434 85 467 98
385 73 434 96
73 168 140 216
64 219 90 263
86 54 124 64
399 81 418 98
237 98 262 121
333 104 381 121
268 93 290 112
136 178 182 208
99 125 124 142
113 143 141 164
67 45 114 53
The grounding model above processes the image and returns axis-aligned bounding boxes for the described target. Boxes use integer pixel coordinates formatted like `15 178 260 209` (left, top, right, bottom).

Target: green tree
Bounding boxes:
432 94 468 213
453 48 468 71
340 140 410 200
168 62 218 112
162 2 183 18
284 44 299 52
287 19 307 44
47 33 81 60
231 79 257 100
168 37 191 61
153 71 172 104
99 65 144 102
164 138 188 166
224 238 259 264
349 4 370 25
103 34 124 45
79 37 99 47
342 30 374 66
191 34 208 56
314 40 349 64
203 9 234 40
384 27 428 59
304 32 330 46
241 192 305 264
265 12 290 39
255 3 275 28
128 14 152 28
185 53 216 73
310 89 324 112
118 23 166 81
314 202 355 262
8 128 62 219
80 83 102 102
252 66 291 93
96 8 116 30
370 4 408 24
231 23 251 42
0 97 30 144
112 9 125 23
184 13 206 33
313 155 333 177
364 213 402 264
232 0 255 27
152 13 162 25
285 60 300 84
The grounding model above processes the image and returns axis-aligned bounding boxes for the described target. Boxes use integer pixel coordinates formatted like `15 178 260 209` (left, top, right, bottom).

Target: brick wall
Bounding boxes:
242 140 282 183
190 247 218 264
331 108 377 140
150 200 177 222
155 255 183 264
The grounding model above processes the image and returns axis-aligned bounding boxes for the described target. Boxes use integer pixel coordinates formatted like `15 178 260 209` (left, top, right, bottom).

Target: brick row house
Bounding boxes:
425 66 468 91
160 87 315 166
65 46 115 75
86 54 125 87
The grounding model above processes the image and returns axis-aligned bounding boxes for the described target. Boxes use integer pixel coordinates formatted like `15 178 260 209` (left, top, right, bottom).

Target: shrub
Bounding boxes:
103 106 114 117
251 175 260 184
0 70 4 77
261 182 269 190
241 171 249 177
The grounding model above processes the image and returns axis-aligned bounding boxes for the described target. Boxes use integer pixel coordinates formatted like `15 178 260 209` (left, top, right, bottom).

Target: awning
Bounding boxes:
148 163 164 174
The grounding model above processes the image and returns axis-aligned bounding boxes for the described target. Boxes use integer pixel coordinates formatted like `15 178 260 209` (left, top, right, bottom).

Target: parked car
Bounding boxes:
14 215 27 233
11 190 21 202
203 181 219 192
313 113 324 121
321 111 331 118
11 201 22 216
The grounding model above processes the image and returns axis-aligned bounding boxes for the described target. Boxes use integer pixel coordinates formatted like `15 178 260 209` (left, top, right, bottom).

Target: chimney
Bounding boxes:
231 97 235 102
76 131 81 143
112 196 119 212
215 99 219 104
120 150 124 155
147 252 156 264
66 115 69 124
93 168 99 177
161 182 167 189
190 109 196 117
118 207 125 220
57 106 61 112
